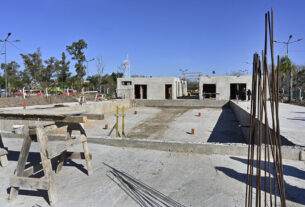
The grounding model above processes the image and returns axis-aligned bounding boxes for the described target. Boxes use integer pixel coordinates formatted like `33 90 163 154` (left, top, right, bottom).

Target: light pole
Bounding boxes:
0 33 20 97
274 35 303 56
274 35 302 101
85 58 95 79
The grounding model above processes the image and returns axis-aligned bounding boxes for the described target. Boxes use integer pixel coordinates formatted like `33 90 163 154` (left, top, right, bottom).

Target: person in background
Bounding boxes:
242 88 246 101
247 89 252 101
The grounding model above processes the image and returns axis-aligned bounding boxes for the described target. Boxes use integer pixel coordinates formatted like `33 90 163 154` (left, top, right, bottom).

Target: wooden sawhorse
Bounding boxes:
7 117 92 206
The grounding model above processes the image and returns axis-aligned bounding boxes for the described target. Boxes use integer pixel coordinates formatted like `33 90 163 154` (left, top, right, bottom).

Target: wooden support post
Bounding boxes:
116 106 119 137
56 129 71 174
122 106 125 138
36 126 58 205
79 123 93 176
0 134 8 167
9 128 32 201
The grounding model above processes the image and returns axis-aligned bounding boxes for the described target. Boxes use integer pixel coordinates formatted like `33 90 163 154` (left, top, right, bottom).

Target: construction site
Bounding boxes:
0 1 305 206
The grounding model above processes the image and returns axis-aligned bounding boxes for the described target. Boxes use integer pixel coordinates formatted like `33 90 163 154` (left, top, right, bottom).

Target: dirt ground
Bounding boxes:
0 96 77 108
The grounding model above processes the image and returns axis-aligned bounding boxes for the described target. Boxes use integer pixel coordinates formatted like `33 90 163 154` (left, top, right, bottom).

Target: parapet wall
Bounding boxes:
132 99 228 108
230 101 294 146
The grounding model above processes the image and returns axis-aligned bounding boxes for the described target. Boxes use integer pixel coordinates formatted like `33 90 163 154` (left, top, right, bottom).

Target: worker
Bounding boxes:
247 89 252 101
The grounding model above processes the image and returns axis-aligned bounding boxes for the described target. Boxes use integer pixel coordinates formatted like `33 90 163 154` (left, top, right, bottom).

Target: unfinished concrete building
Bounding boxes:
117 77 187 100
199 75 252 100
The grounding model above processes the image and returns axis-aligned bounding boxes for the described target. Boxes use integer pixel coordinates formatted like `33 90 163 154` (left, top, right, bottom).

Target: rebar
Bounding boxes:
245 8 286 207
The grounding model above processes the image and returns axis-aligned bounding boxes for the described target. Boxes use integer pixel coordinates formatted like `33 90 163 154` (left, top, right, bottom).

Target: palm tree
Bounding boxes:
280 56 295 102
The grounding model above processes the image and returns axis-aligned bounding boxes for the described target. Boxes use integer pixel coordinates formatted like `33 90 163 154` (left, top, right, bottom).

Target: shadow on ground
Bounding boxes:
207 105 245 143
215 156 305 205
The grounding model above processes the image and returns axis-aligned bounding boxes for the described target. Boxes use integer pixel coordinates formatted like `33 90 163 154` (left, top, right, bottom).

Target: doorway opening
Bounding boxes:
135 85 147 99
230 83 246 100
203 84 216 98
165 84 172 99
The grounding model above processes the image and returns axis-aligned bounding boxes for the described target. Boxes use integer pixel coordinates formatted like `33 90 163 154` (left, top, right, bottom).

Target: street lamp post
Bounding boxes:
274 35 303 56
0 32 20 97
274 35 303 101
85 58 95 78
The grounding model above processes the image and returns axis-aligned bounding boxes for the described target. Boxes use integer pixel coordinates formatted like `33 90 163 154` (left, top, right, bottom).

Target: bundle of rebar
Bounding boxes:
104 163 186 207
245 9 286 207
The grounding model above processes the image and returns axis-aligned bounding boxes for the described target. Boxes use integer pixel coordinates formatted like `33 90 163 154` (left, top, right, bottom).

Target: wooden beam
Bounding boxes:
66 151 92 160
81 113 104 120
10 176 49 190
0 113 87 123
46 136 86 159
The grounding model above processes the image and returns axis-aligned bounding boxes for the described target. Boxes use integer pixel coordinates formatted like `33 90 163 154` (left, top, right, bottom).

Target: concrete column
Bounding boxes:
140 85 143 99
199 81 203 100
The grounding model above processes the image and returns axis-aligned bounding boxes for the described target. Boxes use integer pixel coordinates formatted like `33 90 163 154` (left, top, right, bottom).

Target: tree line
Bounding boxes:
0 39 123 93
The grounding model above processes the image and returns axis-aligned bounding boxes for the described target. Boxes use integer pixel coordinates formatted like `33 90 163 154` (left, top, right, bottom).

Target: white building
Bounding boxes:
199 75 252 100
117 77 187 100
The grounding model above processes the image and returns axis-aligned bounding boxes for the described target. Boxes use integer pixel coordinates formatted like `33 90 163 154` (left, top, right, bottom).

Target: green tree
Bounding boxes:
0 61 19 79
56 52 71 84
20 48 44 83
66 39 87 81
280 56 295 102
43 57 57 86
87 75 99 90
1 61 22 90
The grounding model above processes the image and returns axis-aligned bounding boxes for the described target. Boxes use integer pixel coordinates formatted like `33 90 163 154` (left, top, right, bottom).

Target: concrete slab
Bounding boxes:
77 106 245 144
232 101 305 146
0 138 304 206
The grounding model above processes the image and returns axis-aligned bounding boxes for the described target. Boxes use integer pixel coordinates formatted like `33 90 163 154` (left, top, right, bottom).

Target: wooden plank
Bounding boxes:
47 136 86 159
81 113 104 120
0 113 87 123
66 152 92 160
10 176 49 190
0 155 8 167
36 126 58 205
9 128 32 201
108 124 116 136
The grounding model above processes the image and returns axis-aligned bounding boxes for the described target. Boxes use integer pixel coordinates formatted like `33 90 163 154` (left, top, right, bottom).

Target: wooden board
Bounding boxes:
10 176 49 190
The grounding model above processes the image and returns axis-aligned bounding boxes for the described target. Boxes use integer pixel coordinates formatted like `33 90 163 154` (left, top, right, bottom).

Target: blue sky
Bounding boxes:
0 0 304 78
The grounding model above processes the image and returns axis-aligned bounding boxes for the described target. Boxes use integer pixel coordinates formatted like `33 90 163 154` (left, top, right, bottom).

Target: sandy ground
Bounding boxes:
0 138 304 207
78 106 245 144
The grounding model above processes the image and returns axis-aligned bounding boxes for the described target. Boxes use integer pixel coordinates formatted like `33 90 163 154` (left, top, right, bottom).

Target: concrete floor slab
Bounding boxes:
79 106 245 144
0 138 304 207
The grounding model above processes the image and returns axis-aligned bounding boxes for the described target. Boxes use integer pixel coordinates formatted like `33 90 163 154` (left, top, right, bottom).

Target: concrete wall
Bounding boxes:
132 99 228 108
230 100 294 146
0 99 131 132
117 77 184 100
199 75 252 100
